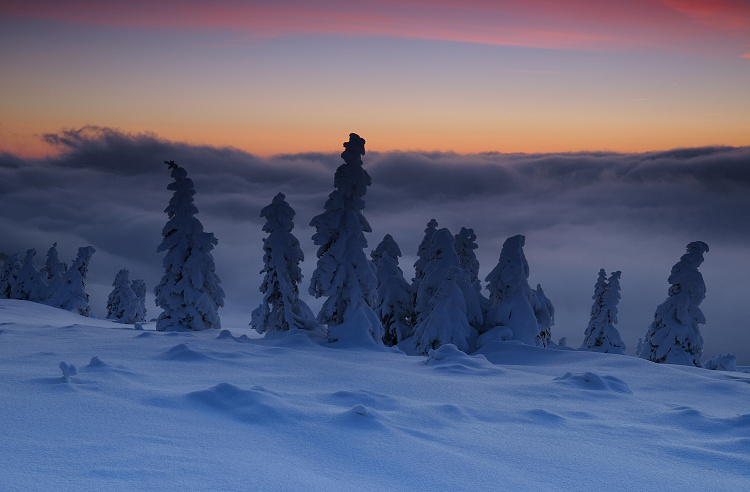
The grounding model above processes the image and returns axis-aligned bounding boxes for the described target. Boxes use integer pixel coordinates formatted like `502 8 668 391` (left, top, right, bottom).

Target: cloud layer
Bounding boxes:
2 127 749 361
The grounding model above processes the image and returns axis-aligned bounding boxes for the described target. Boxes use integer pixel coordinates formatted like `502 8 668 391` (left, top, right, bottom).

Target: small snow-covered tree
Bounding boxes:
371 234 413 346
581 270 626 354
532 284 555 347
413 266 478 354
46 246 95 316
409 228 480 354
485 235 544 345
308 134 382 342
130 279 147 322
41 242 66 281
454 227 481 292
251 193 322 335
640 241 709 366
155 161 224 331
14 249 47 302
0 253 22 299
107 268 142 323
412 219 438 293
41 243 67 302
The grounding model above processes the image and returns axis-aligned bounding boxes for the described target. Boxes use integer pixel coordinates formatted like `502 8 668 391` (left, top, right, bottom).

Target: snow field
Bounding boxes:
1 299 749 491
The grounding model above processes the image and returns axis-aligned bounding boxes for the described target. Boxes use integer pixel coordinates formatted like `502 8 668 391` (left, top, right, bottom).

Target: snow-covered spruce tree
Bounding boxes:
371 234 413 346
154 160 224 331
485 235 542 345
130 279 147 323
14 249 46 302
412 219 439 293
409 228 480 354
46 246 96 316
107 268 142 323
414 266 478 354
640 241 709 366
41 242 67 302
454 227 481 292
532 283 555 347
41 243 66 281
581 270 626 354
0 253 22 299
309 134 382 343
251 193 322 336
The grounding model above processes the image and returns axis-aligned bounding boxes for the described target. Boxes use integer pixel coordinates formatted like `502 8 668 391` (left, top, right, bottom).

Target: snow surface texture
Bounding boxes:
308 134 382 343
640 241 709 366
2 299 749 491
154 161 225 331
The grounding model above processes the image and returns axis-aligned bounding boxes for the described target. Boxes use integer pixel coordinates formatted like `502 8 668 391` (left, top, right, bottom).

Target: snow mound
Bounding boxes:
187 383 289 424
86 356 106 368
134 332 154 339
704 354 737 371
59 361 77 382
425 344 497 375
525 409 566 425
160 343 211 361
554 372 632 394
325 389 400 412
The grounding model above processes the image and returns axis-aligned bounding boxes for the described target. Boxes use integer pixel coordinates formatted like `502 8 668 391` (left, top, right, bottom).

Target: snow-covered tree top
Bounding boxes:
371 234 402 264
261 192 295 234
485 234 529 302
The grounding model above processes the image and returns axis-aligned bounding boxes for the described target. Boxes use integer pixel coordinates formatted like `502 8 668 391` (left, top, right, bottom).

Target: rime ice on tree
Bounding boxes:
308 134 382 343
251 193 322 336
581 270 626 354
371 234 413 346
485 235 552 345
154 160 224 331
640 241 709 366
107 268 143 324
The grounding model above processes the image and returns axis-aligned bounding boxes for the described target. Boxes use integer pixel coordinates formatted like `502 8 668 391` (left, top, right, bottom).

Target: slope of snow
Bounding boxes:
1 299 749 490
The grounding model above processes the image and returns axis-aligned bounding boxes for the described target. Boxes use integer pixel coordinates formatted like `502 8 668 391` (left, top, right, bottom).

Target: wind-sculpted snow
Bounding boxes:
554 371 632 394
2 299 750 490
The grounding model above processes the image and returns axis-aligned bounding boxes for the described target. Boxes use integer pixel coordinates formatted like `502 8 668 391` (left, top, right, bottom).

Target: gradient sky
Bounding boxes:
1 0 749 156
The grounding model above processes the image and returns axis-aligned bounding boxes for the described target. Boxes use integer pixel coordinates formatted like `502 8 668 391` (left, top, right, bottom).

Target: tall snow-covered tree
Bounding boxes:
308 134 382 342
154 160 224 331
251 193 322 335
640 241 709 366
107 268 142 323
409 228 481 354
581 270 626 354
485 235 543 345
412 219 439 292
371 234 413 346
0 253 22 299
130 279 148 323
14 249 46 302
46 246 96 316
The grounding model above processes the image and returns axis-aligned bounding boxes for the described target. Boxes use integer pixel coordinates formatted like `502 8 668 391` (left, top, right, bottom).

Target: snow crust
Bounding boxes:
2 299 749 491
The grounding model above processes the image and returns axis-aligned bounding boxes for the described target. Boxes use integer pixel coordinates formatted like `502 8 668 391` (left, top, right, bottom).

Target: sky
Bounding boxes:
1 0 749 156
1 2 749 361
